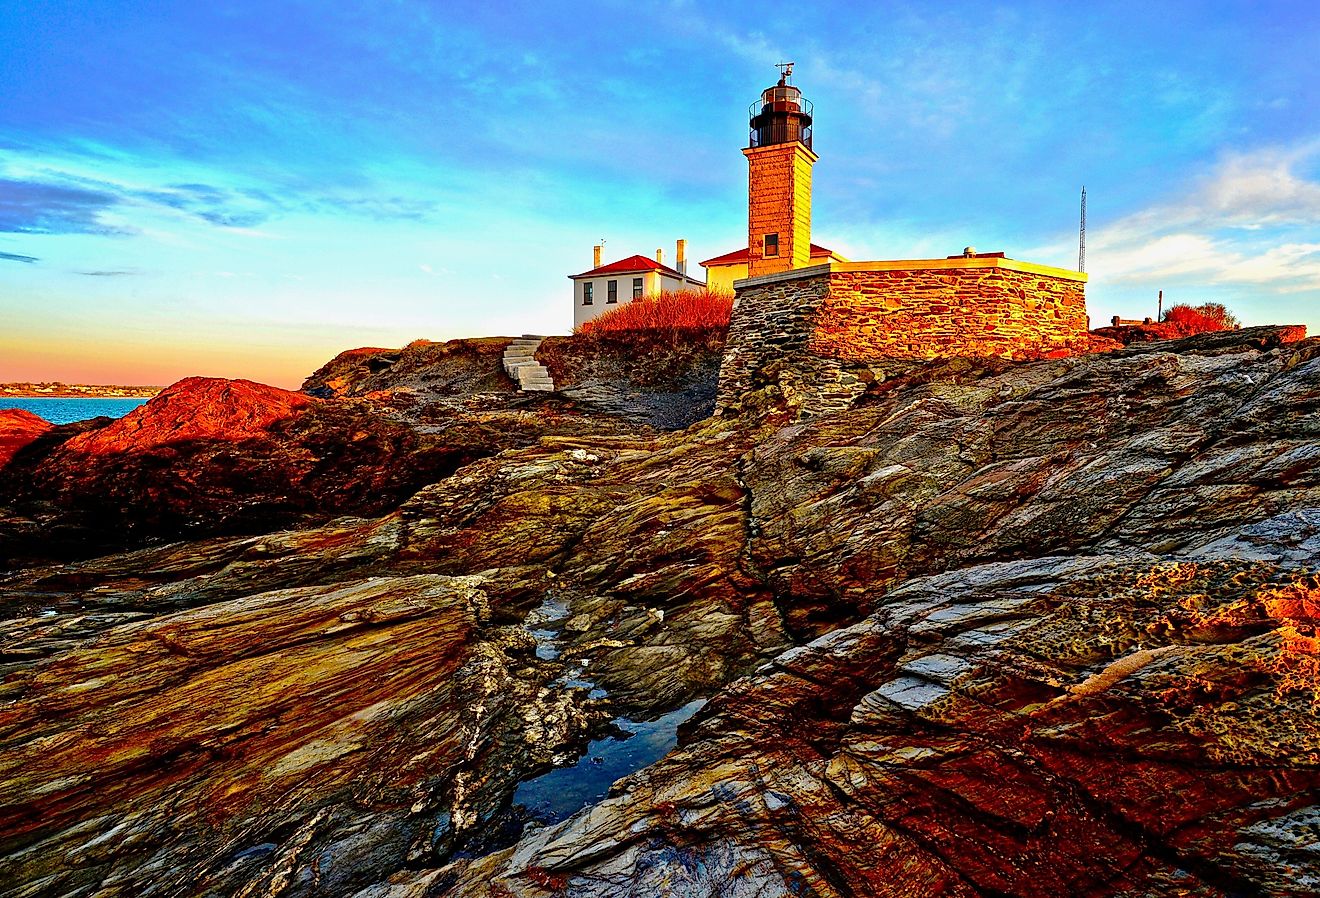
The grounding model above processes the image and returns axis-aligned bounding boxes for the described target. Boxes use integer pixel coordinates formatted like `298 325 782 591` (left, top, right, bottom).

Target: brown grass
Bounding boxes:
1161 302 1241 335
576 289 734 336
539 290 733 391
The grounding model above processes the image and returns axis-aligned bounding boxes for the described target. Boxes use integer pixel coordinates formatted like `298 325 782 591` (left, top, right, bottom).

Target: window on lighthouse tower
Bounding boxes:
763 233 780 258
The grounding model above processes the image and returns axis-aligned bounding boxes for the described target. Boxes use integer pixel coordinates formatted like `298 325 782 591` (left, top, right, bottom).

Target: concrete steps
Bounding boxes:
502 336 556 393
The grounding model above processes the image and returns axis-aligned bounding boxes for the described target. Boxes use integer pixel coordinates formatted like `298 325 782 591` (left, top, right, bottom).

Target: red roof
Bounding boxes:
569 254 703 283
699 244 840 267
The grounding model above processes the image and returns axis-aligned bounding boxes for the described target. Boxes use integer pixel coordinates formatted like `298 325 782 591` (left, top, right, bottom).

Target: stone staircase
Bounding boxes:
502 336 556 392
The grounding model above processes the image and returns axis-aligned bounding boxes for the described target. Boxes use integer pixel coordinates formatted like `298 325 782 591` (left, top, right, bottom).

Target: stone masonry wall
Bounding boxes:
810 267 1087 361
716 268 830 411
716 262 1088 417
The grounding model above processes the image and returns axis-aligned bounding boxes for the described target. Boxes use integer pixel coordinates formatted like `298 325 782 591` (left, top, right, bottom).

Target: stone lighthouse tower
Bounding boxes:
744 63 817 278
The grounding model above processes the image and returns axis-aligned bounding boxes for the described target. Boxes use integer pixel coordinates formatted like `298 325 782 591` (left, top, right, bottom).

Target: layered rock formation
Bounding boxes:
424 547 1320 898
1 326 1318 897
0 574 608 898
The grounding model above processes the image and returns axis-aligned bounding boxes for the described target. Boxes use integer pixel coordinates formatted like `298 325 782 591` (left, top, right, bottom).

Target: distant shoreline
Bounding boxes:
0 385 163 399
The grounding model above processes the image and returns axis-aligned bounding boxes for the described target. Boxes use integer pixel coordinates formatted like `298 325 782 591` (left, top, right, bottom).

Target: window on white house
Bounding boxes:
583 282 593 305
632 277 643 299
607 280 618 303
763 233 779 257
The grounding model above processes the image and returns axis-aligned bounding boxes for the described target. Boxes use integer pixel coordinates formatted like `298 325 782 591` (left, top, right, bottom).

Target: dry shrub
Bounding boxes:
1161 302 1241 335
576 289 734 336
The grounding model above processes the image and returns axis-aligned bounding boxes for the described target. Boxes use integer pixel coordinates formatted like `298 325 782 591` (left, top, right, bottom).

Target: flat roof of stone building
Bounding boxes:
732 256 1088 289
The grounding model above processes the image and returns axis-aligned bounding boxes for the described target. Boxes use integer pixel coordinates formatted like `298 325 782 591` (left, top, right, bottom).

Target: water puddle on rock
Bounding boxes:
524 594 570 661
513 593 702 824
513 698 707 824
523 593 607 697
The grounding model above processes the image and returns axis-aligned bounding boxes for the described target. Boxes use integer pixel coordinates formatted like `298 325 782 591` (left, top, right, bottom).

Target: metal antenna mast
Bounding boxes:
1078 186 1087 273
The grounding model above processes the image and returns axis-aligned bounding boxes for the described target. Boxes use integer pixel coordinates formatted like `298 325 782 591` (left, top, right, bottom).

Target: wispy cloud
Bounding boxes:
0 250 38 263
139 182 273 228
311 194 437 222
1096 142 1320 241
75 268 138 276
0 155 446 243
1028 142 1320 294
0 178 125 235
1193 144 1320 227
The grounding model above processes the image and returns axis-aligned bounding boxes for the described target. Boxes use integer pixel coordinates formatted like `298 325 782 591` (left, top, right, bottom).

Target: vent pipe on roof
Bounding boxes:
593 245 602 268
656 247 664 265
676 239 686 275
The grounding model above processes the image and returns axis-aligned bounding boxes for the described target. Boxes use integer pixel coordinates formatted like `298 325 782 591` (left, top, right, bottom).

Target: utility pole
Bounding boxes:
1078 186 1087 273
1158 289 1163 322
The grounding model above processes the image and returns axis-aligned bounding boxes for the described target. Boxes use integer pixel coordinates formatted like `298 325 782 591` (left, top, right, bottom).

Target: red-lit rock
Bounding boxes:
0 409 50 468
58 376 314 454
4 377 486 550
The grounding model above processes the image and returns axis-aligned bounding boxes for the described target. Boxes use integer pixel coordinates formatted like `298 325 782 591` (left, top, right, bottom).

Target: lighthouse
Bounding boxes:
743 63 817 278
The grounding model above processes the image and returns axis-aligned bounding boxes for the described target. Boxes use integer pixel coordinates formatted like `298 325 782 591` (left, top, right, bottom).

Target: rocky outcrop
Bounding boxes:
0 410 51 468
0 378 503 559
1 326 1317 897
304 332 726 431
303 339 517 400
1092 320 1187 344
538 329 725 429
1090 323 1305 347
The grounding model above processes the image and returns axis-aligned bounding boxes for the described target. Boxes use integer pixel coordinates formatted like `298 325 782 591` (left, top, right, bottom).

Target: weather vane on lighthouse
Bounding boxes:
776 61 795 84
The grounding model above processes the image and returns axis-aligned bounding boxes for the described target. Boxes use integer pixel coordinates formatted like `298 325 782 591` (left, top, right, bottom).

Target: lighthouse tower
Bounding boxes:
744 63 817 278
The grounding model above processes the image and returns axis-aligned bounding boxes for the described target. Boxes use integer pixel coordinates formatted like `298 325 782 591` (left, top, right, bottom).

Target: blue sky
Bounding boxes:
2 0 1318 387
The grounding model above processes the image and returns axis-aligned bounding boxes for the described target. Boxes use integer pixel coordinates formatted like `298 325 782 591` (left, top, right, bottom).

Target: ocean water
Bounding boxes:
0 397 149 425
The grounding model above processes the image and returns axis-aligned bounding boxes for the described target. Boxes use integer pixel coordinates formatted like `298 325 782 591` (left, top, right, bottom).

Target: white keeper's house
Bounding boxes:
570 239 706 328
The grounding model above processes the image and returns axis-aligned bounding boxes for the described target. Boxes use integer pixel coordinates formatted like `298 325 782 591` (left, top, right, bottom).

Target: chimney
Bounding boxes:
676 239 687 275
593 245 602 268
656 247 664 265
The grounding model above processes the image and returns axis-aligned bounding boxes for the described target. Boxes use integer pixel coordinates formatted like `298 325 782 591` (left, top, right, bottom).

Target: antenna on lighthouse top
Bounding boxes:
776 61 795 84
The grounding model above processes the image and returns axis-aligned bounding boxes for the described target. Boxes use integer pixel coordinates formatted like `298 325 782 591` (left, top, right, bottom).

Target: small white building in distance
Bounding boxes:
570 239 706 329
698 243 849 293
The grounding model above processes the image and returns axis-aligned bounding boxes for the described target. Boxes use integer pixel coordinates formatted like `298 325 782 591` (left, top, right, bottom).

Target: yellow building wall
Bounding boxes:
790 148 814 270
704 263 747 294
